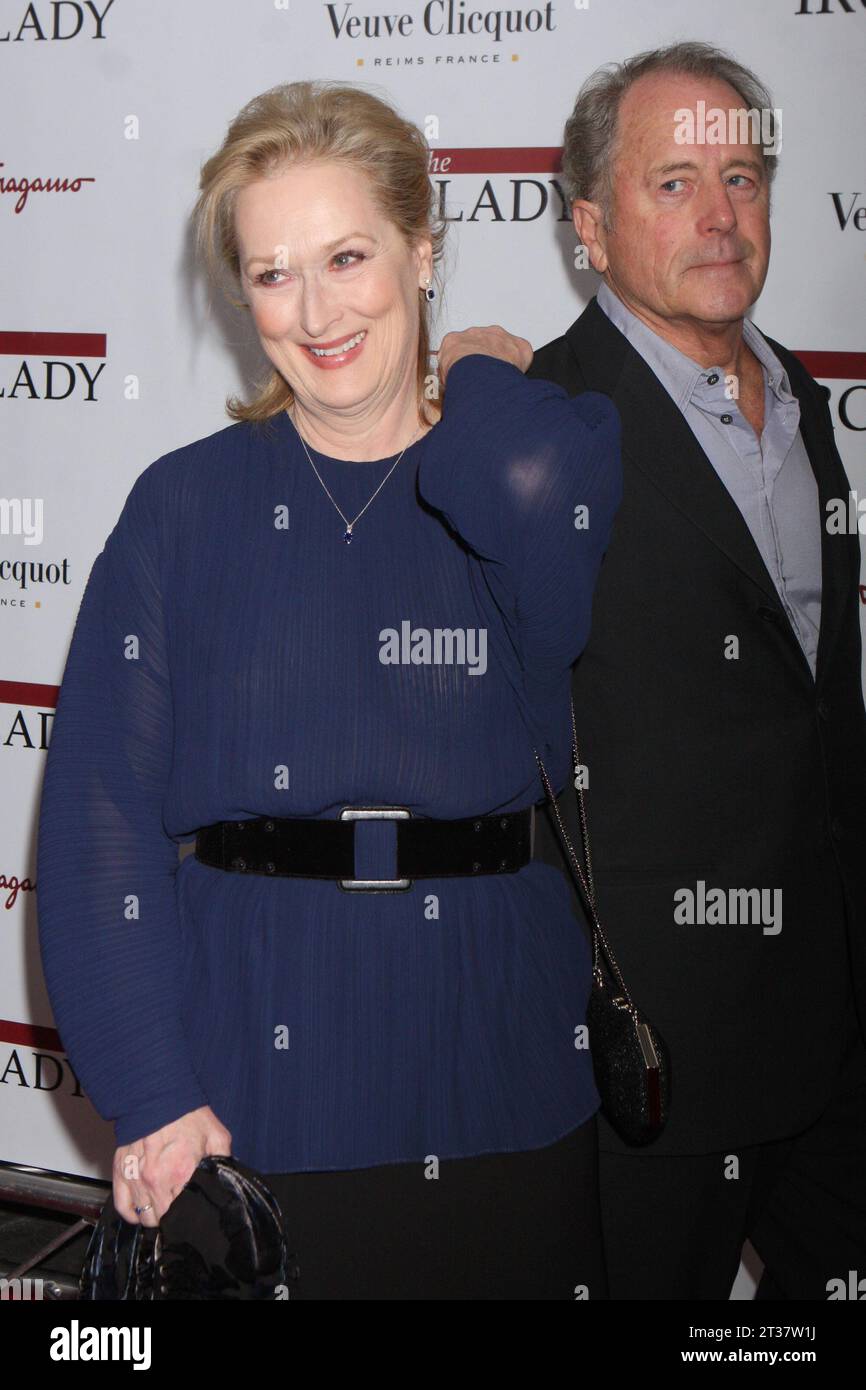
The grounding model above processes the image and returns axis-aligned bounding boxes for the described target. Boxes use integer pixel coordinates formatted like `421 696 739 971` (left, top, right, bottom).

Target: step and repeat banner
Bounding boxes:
1 0 864 1230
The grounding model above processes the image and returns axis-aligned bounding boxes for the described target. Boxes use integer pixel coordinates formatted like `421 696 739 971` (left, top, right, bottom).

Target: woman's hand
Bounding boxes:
437 325 534 387
112 1105 232 1226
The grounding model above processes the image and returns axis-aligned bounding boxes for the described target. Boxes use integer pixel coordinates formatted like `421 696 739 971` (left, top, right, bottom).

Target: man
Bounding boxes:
527 41 866 1299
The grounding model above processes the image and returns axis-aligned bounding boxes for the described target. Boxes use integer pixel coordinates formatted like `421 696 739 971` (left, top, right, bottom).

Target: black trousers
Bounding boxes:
265 1114 608 1300
598 981 866 1300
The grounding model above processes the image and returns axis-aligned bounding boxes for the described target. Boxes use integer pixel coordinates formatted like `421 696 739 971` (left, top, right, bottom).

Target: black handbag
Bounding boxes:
534 698 671 1146
79 1155 300 1300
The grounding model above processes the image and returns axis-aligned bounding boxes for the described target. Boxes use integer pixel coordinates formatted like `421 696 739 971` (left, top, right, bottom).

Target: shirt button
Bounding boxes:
720 413 733 424
707 373 719 385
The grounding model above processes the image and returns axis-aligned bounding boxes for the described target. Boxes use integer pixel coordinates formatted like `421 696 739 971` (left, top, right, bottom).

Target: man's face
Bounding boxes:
589 71 772 330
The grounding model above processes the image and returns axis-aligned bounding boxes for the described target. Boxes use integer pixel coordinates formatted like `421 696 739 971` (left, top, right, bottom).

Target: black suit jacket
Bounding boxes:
527 296 866 1155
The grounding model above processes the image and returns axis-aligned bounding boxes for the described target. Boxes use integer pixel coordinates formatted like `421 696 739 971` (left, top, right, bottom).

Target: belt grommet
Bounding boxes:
474 821 482 832
266 861 276 874
499 858 508 870
264 821 275 833
500 818 508 830
472 861 481 872
232 856 246 871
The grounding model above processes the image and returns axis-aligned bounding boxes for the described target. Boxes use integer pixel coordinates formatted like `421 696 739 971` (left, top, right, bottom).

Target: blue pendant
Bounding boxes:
343 526 353 544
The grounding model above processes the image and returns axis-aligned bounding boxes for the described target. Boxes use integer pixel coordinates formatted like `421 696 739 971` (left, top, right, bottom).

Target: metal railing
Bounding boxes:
0 1160 109 1300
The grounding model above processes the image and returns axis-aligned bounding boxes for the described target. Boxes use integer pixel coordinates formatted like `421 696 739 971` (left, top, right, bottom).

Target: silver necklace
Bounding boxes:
293 415 421 544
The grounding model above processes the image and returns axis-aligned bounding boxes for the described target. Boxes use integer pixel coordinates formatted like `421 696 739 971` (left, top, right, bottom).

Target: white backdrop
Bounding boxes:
2 0 864 1285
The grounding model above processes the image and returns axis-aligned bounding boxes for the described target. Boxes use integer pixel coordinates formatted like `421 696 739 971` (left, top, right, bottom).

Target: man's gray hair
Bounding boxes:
561 40 779 231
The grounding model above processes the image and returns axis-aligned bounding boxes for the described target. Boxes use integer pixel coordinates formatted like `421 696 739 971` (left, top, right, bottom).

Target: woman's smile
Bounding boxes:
301 328 367 368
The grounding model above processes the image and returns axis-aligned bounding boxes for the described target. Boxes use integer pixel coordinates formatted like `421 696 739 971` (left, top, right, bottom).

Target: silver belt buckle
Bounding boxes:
338 807 412 891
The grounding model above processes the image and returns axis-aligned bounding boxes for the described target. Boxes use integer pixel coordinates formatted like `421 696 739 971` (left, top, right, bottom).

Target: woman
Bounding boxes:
36 79 622 1300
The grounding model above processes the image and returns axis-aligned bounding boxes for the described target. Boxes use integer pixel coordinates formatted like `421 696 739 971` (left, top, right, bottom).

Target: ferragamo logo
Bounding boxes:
0 161 95 214
0 873 35 910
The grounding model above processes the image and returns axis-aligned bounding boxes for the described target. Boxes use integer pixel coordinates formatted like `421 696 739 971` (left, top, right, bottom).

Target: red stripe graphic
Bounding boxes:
792 350 866 380
0 1018 63 1052
0 328 859 380
0 331 106 357
0 680 58 708
429 147 562 173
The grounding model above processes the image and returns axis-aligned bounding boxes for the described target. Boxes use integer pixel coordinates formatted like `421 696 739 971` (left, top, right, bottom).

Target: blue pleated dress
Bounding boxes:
36 353 622 1172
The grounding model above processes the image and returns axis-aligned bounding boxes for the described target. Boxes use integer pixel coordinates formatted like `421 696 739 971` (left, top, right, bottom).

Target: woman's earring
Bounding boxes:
422 278 435 302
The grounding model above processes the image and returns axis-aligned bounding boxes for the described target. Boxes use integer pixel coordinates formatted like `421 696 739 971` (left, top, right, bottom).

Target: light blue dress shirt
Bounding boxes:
596 280 822 677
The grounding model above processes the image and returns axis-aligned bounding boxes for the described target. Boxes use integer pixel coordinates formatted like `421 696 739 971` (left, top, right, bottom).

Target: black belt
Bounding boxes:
194 805 535 892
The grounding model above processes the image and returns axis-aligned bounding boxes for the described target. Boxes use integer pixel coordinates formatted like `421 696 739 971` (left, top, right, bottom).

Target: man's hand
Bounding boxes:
113 1104 232 1226
436 325 534 389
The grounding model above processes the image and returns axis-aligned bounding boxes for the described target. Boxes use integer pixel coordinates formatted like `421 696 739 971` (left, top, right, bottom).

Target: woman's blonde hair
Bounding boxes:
192 79 447 425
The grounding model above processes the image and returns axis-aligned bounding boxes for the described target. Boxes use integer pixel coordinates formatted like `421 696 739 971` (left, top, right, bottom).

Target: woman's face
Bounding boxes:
234 160 432 423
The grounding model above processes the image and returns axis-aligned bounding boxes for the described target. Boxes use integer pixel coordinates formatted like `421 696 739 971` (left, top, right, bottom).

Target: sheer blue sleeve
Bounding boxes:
36 467 210 1147
416 352 622 763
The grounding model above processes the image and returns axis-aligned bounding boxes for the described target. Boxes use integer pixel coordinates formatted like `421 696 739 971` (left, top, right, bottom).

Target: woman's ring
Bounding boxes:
134 1203 153 1215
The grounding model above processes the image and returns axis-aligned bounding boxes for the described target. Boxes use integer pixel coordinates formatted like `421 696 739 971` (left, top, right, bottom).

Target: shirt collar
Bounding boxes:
595 279 795 409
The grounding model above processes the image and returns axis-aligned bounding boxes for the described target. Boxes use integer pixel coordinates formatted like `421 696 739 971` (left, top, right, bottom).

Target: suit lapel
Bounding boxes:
565 299 780 606
786 364 849 687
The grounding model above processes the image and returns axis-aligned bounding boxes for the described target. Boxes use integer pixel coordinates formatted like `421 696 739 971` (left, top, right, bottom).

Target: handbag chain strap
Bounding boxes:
533 695 635 1011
